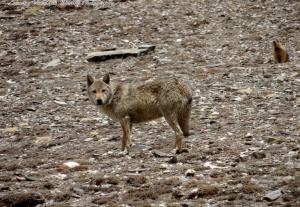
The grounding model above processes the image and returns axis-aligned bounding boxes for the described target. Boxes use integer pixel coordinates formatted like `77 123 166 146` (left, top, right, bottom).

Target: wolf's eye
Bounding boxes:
92 90 96 93
101 89 106 93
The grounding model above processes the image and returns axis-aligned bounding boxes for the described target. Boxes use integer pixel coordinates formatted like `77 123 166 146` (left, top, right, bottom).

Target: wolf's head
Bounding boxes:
273 39 284 51
87 73 113 106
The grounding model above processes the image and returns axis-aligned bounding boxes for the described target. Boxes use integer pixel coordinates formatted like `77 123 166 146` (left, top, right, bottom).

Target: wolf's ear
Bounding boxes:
87 75 94 87
103 73 110 84
273 39 281 46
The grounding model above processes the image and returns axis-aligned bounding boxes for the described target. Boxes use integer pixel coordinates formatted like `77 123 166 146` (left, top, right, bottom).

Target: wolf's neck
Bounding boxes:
103 84 120 108
99 101 116 121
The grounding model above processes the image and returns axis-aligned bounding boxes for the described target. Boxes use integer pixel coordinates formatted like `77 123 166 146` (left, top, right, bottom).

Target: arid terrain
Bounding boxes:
0 0 299 206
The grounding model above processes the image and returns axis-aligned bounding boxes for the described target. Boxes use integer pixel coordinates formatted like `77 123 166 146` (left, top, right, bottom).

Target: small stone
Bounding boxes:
15 176 26 181
3 127 19 133
180 148 189 153
138 44 156 52
35 136 52 146
152 150 173 158
252 151 266 159
63 161 80 169
266 137 276 143
0 185 10 191
26 107 36 111
80 118 94 122
172 190 184 199
51 173 68 180
24 176 39 181
185 169 196 177
187 185 219 198
160 163 169 169
266 92 278 98
264 189 282 201
43 59 60 68
0 51 8 57
6 80 16 84
167 156 178 164
238 88 254 94
237 155 247 162
89 131 98 137
72 186 85 195
54 100 67 105
84 138 93 142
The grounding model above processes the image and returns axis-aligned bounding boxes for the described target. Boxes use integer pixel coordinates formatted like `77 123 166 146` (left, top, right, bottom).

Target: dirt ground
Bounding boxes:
0 0 299 206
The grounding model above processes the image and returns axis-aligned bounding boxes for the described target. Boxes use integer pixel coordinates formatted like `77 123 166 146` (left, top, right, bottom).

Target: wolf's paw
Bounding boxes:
184 130 194 137
118 149 129 156
173 148 189 154
128 141 133 147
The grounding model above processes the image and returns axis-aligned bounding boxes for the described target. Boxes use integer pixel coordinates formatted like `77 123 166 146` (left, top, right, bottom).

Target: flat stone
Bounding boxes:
264 189 282 201
43 59 61 68
152 150 173 158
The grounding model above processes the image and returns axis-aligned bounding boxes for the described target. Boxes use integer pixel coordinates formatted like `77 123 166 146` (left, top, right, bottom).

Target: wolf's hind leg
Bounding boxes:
178 100 192 137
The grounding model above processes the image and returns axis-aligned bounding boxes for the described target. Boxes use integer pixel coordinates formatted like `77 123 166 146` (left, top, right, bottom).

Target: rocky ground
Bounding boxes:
0 0 299 206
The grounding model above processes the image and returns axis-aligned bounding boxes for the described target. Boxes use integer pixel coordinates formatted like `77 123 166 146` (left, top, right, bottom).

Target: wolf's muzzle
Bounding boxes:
96 99 103 105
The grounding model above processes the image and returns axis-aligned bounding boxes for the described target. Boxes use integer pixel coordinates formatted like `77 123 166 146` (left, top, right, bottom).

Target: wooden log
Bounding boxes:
86 45 155 62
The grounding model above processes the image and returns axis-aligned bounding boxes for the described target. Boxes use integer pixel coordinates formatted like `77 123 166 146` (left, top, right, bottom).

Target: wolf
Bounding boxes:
273 39 289 63
87 74 192 154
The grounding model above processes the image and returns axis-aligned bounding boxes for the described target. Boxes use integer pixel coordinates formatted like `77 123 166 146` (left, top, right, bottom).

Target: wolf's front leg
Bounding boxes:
163 113 185 154
120 116 131 154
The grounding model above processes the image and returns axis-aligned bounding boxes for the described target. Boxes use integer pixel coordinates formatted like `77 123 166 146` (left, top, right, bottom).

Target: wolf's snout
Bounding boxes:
96 99 103 105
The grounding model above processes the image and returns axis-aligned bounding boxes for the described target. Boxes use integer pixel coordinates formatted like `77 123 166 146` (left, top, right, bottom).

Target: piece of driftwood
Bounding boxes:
127 168 151 173
0 15 16 20
86 45 155 62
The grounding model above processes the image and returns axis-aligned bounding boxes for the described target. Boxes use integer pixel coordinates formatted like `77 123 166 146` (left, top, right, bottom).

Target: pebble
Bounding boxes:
185 169 196 177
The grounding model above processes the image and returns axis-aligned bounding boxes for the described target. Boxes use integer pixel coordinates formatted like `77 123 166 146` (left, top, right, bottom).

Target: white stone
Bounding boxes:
185 169 196 177
44 59 61 68
63 161 80 169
